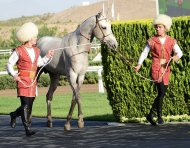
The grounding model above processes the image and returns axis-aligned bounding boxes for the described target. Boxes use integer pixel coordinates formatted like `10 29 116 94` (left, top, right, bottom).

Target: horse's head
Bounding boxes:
93 12 118 50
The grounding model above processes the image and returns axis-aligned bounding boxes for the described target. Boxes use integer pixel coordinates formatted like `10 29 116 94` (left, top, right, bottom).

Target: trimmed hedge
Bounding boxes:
102 16 190 122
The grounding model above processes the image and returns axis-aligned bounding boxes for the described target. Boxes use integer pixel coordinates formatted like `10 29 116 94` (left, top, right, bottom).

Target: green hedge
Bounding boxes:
102 16 190 122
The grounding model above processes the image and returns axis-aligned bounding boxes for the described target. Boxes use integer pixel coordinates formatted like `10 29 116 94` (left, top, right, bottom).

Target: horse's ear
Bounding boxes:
97 11 103 18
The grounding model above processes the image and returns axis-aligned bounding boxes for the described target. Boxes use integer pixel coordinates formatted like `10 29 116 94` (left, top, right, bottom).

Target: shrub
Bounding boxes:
0 72 98 90
102 16 190 122
0 75 16 90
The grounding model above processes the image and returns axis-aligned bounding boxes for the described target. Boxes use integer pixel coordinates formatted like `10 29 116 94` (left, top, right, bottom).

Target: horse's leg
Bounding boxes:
46 73 60 127
64 94 76 131
64 71 78 131
76 74 85 128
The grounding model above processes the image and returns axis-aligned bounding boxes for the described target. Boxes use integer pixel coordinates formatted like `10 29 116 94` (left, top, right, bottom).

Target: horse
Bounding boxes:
37 12 118 130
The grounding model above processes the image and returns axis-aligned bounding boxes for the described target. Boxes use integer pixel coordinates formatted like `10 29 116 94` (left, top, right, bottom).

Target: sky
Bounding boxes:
0 0 99 21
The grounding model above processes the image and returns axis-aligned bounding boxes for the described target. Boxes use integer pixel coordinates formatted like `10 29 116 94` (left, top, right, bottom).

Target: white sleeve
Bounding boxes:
173 43 183 58
6 50 19 77
138 45 150 65
37 56 50 67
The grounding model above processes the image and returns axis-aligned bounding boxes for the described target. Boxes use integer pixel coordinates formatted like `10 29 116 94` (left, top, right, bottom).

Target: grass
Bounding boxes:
0 92 116 122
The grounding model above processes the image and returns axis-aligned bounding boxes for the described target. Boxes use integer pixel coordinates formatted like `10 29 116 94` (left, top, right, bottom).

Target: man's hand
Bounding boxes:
46 49 55 58
13 75 21 82
172 55 180 62
134 64 142 72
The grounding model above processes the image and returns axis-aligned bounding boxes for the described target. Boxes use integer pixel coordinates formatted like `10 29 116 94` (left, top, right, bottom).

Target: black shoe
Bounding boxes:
26 130 36 136
10 112 16 128
146 114 157 126
158 117 164 124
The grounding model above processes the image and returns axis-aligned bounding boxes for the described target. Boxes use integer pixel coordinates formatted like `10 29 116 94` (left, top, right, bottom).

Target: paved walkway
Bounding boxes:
0 115 190 148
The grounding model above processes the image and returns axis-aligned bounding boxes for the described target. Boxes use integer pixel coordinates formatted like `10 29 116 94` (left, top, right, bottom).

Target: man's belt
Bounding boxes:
160 58 167 68
19 70 36 79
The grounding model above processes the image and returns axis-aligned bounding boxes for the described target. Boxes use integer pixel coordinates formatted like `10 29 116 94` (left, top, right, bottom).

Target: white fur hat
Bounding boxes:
16 22 38 43
153 14 172 31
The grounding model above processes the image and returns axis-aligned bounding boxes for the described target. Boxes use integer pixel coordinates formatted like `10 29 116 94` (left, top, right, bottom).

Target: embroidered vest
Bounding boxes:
147 35 176 85
16 45 40 97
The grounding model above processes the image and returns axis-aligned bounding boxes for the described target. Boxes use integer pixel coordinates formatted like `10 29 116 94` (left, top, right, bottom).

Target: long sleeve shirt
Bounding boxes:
138 37 183 65
7 47 49 77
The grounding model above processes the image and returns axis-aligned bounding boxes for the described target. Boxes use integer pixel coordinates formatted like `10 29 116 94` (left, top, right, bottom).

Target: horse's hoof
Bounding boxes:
64 123 71 131
47 121 52 128
78 121 84 128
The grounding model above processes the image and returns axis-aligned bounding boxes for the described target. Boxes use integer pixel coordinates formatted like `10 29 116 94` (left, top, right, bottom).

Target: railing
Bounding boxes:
0 49 12 55
0 66 105 93
91 44 101 50
0 44 100 55
0 46 104 93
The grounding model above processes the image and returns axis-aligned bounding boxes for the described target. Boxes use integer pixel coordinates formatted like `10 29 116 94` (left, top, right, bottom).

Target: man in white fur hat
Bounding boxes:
134 14 183 126
7 22 54 136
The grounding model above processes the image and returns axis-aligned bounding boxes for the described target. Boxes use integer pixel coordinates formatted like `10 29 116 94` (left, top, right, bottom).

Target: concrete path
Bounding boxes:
0 115 190 148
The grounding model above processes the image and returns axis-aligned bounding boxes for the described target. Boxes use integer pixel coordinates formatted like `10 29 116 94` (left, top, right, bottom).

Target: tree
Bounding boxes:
38 24 58 38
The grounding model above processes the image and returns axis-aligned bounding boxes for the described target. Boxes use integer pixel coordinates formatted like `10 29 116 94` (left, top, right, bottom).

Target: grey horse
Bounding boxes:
37 12 118 130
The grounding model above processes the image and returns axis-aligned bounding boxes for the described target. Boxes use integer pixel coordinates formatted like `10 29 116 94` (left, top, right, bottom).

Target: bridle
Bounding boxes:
79 14 113 42
94 15 113 41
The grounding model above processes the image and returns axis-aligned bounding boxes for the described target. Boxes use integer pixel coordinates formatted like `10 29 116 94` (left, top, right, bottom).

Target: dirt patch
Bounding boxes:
0 84 100 97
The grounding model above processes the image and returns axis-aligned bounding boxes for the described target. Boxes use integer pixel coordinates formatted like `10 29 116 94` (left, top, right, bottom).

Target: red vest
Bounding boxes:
16 45 40 97
147 35 176 85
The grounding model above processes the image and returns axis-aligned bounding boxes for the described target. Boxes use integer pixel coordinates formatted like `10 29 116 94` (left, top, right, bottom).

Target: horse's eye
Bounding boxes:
102 26 107 29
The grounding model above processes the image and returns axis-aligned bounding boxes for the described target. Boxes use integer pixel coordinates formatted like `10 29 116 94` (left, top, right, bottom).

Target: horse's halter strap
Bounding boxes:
79 15 113 41
79 29 91 40
94 15 113 41
75 15 113 57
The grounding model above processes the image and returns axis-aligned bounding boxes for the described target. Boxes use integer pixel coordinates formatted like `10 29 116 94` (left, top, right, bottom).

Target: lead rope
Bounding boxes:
18 43 94 88
113 50 173 82
19 46 172 87
134 58 172 82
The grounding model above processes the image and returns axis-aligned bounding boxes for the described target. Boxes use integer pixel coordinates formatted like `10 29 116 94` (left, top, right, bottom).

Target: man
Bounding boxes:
7 22 54 136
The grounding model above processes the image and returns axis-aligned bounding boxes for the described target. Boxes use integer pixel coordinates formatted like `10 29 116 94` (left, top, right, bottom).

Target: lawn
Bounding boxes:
0 92 116 122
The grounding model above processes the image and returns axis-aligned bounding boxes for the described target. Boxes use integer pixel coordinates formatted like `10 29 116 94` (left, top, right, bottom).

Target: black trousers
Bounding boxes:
151 82 168 117
13 96 35 119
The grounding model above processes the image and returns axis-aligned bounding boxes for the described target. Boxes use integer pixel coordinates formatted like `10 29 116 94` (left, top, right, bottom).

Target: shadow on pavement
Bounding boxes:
0 115 190 148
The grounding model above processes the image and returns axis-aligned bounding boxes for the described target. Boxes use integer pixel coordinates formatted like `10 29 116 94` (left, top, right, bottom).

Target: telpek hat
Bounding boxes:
153 14 172 31
16 22 38 43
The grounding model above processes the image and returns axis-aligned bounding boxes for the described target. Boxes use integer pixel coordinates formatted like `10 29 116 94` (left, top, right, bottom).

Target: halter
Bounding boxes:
79 14 113 41
79 29 91 40
94 15 113 41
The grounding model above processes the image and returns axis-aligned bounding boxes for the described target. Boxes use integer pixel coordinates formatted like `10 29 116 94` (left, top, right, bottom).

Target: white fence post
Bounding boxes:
98 68 104 93
86 66 104 93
